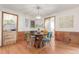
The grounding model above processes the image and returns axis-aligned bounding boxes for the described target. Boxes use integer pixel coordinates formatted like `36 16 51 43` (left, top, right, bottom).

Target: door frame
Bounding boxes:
44 16 56 39
1 11 18 46
44 16 56 32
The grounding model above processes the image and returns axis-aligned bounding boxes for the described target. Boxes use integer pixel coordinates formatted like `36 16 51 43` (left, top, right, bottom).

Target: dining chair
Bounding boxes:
42 32 52 47
30 31 36 47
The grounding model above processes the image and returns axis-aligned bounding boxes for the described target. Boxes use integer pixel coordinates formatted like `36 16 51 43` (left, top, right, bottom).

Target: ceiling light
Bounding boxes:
35 6 41 19
36 15 41 19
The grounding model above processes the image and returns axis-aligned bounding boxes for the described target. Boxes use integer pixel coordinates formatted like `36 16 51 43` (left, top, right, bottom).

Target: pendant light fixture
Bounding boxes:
35 6 41 19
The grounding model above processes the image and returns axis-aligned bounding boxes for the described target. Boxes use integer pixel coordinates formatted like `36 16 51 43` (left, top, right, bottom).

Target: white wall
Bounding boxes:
51 7 79 32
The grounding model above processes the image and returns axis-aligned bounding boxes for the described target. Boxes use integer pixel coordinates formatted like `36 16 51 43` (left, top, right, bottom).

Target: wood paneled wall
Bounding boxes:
17 32 25 42
55 31 79 44
17 31 79 44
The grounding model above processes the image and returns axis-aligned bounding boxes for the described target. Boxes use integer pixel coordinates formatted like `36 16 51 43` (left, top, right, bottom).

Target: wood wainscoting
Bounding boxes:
55 31 79 44
17 32 25 42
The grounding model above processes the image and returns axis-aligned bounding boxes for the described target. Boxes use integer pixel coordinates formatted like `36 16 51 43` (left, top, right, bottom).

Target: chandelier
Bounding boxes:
35 6 41 19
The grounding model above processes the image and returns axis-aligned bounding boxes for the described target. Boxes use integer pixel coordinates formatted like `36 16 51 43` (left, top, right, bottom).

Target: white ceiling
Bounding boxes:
1 4 79 18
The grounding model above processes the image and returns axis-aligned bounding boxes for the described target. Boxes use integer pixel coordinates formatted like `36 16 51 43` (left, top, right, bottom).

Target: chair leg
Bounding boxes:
46 41 51 47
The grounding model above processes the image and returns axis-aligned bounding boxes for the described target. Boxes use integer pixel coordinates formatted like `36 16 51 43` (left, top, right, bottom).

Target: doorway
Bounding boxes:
44 16 55 48
44 16 55 37
2 11 18 46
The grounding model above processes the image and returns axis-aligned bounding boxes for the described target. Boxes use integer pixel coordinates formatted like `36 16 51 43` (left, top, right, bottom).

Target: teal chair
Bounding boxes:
42 32 52 46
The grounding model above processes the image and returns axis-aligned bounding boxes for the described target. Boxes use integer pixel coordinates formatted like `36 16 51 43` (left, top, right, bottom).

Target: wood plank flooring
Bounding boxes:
0 39 79 54
55 41 79 54
0 40 55 54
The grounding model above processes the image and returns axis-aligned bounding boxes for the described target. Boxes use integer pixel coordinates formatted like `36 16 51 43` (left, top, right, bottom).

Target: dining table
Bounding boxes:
34 33 44 48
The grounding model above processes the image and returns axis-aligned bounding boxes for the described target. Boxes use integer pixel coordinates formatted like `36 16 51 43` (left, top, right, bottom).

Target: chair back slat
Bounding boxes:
47 32 52 39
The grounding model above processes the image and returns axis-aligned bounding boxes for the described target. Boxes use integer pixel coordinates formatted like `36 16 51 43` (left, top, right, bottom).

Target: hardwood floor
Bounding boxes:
0 39 79 54
0 41 30 54
0 39 55 54
55 41 79 54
